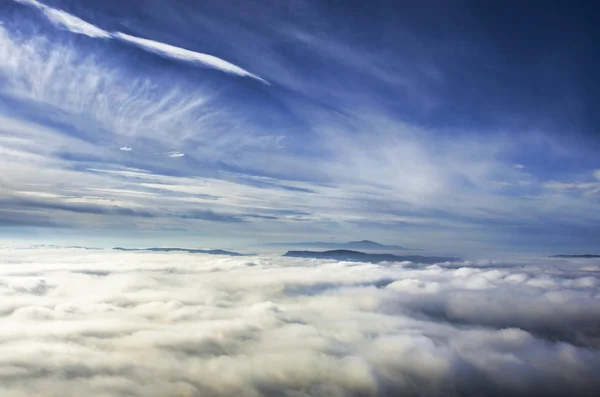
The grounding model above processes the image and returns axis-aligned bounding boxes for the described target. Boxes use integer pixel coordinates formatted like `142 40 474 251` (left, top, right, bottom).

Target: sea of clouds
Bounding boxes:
0 247 599 396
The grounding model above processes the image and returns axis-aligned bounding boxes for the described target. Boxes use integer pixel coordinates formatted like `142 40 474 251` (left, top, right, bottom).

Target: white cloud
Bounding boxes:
0 22 274 149
11 0 266 82
120 147 132 151
542 180 600 196
514 163 525 169
114 33 269 84
43 9 111 38
0 247 598 396
166 151 185 158
14 0 110 38
0 24 252 151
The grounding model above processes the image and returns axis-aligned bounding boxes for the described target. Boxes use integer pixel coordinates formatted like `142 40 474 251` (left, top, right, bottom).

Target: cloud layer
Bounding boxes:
0 247 599 396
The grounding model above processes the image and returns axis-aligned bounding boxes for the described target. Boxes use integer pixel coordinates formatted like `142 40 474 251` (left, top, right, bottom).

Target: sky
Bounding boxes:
0 0 599 254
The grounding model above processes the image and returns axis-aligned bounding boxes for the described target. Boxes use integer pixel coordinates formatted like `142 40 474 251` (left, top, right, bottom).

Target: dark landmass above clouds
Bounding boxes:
551 254 600 258
66 246 103 250
266 240 417 251
113 247 249 256
284 249 459 264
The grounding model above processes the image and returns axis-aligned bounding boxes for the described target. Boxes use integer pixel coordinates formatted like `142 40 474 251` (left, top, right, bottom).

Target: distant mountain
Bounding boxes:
28 245 102 250
113 247 248 256
66 246 102 250
550 254 600 258
345 240 410 250
283 250 459 264
267 240 417 251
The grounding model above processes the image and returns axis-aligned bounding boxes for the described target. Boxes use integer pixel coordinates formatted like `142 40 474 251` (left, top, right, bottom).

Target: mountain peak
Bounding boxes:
283 250 460 264
349 240 383 246
265 240 415 251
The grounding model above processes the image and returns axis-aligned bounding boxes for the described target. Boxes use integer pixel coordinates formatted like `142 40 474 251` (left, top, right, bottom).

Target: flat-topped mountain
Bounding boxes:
267 240 415 251
346 240 409 250
113 247 248 256
283 249 459 264
550 254 600 258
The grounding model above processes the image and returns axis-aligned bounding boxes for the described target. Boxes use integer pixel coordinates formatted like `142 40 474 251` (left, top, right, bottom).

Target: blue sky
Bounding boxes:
0 0 598 254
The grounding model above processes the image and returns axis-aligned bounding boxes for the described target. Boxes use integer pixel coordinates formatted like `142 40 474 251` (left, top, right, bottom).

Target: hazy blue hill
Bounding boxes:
283 250 459 264
550 254 600 258
267 240 416 251
346 240 407 249
113 247 248 256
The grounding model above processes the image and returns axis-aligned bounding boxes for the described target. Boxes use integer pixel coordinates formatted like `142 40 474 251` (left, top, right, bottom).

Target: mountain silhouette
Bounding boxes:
266 240 417 251
113 247 248 256
283 250 459 264
550 254 600 258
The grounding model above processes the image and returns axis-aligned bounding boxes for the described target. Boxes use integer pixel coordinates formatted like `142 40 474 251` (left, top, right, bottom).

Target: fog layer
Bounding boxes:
1 248 599 396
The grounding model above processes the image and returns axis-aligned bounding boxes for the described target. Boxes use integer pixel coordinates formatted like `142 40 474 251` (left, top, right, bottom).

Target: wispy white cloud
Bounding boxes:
43 7 110 38
120 147 132 151
542 181 600 196
0 22 278 155
541 170 600 197
114 33 269 84
166 151 184 158
16 0 111 38
11 0 267 82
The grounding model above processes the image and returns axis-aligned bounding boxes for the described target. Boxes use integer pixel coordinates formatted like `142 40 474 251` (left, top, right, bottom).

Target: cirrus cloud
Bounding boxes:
11 0 267 82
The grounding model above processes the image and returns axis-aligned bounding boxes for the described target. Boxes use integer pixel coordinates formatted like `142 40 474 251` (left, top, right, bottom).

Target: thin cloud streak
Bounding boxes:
114 33 269 84
11 0 268 83
14 0 110 38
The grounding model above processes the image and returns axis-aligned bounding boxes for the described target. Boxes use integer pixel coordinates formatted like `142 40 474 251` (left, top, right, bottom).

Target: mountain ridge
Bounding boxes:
265 240 418 251
113 247 249 256
550 254 600 258
283 249 460 264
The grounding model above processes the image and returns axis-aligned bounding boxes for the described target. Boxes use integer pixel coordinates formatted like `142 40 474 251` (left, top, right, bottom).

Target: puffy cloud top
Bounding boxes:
0 248 599 396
